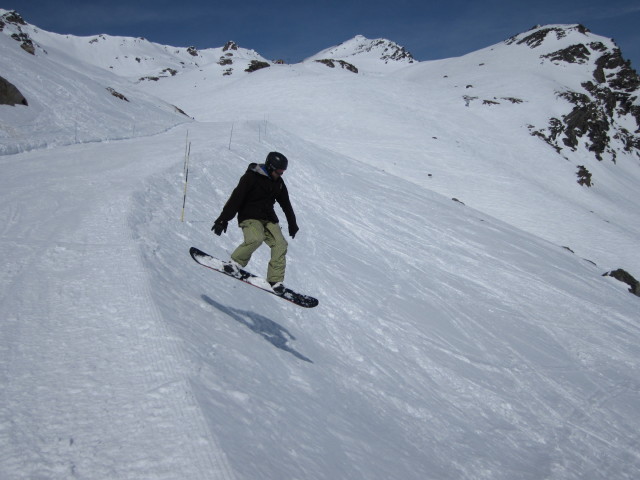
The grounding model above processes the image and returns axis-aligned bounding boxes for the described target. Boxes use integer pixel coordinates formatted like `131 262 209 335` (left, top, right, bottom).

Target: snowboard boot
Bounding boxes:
269 281 285 294
224 260 241 275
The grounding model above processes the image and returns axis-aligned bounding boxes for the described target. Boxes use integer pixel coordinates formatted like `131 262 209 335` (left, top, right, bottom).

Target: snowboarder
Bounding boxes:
212 152 299 294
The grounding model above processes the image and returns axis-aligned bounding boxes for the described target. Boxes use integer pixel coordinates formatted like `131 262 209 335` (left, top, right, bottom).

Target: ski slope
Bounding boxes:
2 13 640 480
2 118 639 479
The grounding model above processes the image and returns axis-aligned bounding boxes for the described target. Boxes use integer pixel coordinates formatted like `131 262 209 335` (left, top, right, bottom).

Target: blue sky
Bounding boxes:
8 0 640 68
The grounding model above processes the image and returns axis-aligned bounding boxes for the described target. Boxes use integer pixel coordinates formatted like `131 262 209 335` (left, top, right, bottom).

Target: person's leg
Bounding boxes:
230 219 265 267
263 222 288 283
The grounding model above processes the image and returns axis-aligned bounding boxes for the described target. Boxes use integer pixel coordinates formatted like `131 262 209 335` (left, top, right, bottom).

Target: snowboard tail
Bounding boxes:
189 247 319 308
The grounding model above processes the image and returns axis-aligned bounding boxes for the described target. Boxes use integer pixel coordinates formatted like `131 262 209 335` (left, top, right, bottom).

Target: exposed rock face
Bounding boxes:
604 269 640 296
576 165 592 186
314 59 358 73
542 44 591 64
223 41 238 52
0 10 26 26
106 87 129 102
0 10 36 54
0 75 28 106
245 60 270 73
212 41 273 76
367 38 414 63
507 24 590 48
513 25 640 163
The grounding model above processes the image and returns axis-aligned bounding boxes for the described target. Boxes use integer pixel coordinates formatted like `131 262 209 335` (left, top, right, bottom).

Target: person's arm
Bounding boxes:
277 183 298 238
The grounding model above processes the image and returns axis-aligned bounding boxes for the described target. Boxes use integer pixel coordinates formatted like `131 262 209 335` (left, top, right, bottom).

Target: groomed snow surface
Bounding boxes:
2 17 640 480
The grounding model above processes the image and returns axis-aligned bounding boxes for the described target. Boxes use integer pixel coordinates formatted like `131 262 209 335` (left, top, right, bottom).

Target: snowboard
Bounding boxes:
189 247 319 308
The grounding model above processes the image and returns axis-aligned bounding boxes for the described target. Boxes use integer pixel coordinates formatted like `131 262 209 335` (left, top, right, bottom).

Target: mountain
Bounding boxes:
305 35 415 72
0 9 277 154
0 10 272 81
508 25 640 163
0 10 194 154
395 24 640 162
2 10 640 480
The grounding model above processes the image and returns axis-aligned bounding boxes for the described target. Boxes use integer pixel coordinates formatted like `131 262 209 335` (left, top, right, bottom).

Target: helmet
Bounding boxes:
265 151 288 172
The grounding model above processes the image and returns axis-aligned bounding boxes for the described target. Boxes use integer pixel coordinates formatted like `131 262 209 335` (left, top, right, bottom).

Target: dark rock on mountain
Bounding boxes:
11 32 35 54
516 25 640 163
507 24 590 48
0 9 26 27
370 39 414 63
172 104 190 117
542 44 591 64
1 10 36 54
576 165 592 186
106 87 129 102
593 49 640 92
223 41 239 52
245 60 270 73
558 90 611 160
604 269 640 296
0 75 28 106
314 59 358 73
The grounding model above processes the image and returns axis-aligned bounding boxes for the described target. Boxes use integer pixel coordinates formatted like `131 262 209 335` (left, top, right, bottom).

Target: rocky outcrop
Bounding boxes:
576 165 592 186
245 60 270 73
515 25 640 164
314 59 358 73
0 75 28 106
542 44 591 64
604 269 640 296
368 38 414 63
506 24 590 48
0 9 26 27
106 87 129 102
223 41 238 52
0 10 37 54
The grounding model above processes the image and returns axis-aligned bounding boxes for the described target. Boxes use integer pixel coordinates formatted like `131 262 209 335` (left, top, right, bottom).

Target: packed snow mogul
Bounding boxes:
212 152 299 294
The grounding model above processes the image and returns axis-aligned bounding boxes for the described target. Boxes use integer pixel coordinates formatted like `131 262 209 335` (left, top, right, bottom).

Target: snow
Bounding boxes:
304 35 415 72
1 14 640 480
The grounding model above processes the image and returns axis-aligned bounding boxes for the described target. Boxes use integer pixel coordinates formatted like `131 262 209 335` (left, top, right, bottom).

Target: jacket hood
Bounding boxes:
248 162 270 177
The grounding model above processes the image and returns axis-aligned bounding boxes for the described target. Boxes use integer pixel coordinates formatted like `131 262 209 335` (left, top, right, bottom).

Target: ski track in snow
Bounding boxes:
0 132 237 480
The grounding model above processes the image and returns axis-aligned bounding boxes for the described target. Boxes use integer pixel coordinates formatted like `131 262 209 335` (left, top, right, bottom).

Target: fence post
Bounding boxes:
181 140 191 222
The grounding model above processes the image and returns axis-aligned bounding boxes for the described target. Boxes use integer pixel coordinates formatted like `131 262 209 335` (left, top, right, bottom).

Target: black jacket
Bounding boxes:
216 163 297 227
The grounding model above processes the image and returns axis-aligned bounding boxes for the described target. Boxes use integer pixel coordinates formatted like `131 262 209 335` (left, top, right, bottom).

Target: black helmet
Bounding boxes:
265 151 288 172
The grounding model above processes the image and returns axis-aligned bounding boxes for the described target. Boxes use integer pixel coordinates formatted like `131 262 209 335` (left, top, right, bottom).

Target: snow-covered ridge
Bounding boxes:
2 12 639 170
305 34 415 72
0 9 271 81
0 10 193 154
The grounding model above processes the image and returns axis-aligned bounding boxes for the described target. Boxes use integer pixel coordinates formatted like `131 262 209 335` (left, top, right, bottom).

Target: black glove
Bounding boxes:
288 223 299 239
212 219 228 236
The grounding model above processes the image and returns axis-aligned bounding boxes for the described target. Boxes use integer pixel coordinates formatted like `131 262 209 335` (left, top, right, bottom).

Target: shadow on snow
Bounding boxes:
202 295 313 363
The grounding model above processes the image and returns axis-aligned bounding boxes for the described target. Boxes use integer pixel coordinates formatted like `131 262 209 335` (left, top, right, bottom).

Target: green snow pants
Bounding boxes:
231 219 288 283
